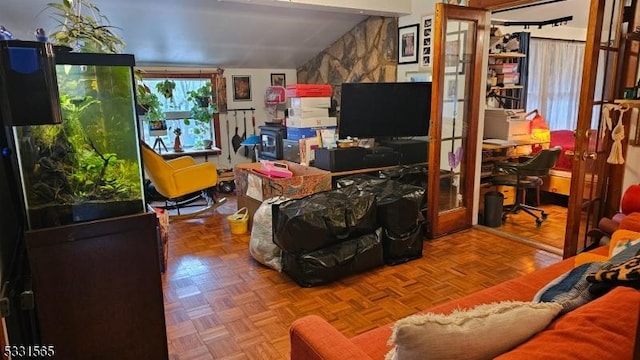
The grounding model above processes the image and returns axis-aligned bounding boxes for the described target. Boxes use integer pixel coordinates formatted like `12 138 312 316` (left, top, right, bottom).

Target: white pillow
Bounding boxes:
385 301 562 360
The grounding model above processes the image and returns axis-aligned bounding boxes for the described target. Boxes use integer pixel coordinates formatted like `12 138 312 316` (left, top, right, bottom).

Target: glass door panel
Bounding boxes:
427 4 489 237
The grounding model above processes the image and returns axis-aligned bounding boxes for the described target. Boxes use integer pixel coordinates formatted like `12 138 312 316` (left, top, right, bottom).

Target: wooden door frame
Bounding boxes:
471 0 636 256
605 0 640 216
427 4 488 237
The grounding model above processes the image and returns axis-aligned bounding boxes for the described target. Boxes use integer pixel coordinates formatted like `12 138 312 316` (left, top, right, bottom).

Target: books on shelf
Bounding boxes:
489 63 518 74
497 72 520 85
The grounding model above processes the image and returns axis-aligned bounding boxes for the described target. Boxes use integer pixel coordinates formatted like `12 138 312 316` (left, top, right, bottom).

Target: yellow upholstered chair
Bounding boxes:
140 141 225 216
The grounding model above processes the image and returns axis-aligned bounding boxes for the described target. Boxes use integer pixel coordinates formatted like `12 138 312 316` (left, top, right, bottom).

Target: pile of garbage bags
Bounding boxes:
263 175 425 287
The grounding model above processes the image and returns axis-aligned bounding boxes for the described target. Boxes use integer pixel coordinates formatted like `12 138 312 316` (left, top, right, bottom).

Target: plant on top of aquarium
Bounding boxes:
46 0 125 53
156 80 176 100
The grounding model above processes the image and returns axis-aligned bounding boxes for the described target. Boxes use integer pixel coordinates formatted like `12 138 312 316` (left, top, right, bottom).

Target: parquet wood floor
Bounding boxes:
164 195 563 360
489 203 568 254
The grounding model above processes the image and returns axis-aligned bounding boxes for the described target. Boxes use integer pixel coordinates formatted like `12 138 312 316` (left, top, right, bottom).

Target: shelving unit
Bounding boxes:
487 52 527 109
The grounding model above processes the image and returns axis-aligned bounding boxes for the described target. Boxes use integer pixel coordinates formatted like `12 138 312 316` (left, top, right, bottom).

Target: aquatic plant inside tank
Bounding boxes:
15 59 145 229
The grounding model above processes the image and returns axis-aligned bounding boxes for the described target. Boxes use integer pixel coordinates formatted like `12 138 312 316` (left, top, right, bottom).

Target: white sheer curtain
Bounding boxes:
526 38 585 130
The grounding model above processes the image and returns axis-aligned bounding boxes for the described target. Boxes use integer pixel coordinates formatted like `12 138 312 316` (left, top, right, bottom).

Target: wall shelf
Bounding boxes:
489 52 527 58
490 85 524 90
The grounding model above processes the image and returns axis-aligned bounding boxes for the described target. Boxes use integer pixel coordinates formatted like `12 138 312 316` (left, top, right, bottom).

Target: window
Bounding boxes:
526 39 586 130
139 77 215 150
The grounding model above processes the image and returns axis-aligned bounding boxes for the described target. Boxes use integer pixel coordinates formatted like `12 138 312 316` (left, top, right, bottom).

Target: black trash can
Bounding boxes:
484 191 504 227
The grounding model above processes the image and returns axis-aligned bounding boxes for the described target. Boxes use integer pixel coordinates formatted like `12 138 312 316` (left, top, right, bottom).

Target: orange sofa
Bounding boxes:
290 244 640 359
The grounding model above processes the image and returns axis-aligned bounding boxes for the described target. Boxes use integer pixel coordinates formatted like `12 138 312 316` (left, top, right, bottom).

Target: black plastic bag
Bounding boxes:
274 189 378 253
283 229 383 287
337 175 425 236
382 223 424 266
380 164 427 187
336 174 388 189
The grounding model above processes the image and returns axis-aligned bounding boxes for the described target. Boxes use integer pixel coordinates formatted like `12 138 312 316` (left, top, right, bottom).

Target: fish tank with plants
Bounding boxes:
13 52 145 229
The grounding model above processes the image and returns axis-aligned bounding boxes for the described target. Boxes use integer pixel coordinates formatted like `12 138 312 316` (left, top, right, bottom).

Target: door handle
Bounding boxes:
582 152 597 160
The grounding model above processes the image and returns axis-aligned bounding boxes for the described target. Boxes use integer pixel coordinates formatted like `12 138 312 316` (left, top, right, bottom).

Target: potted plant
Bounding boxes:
135 80 164 121
183 84 215 148
46 0 125 53
187 84 215 108
156 80 176 100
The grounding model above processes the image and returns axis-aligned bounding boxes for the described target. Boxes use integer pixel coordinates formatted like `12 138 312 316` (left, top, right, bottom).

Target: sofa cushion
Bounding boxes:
620 212 640 233
495 286 640 359
385 301 562 360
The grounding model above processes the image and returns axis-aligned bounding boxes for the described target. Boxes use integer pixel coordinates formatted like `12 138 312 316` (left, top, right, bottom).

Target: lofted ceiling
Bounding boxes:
2 0 585 69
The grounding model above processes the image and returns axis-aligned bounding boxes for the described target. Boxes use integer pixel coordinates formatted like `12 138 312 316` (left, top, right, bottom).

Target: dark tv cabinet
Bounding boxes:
378 139 428 164
25 213 168 360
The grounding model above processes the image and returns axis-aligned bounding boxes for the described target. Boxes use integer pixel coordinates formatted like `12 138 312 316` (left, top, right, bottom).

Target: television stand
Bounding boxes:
378 139 428 164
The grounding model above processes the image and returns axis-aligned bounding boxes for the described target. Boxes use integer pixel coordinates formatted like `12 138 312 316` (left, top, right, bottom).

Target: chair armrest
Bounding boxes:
171 163 218 197
290 315 373 360
494 161 520 174
167 156 197 169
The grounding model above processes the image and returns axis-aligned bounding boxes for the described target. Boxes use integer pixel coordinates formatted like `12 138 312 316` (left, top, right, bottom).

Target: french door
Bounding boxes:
564 0 633 258
427 3 489 237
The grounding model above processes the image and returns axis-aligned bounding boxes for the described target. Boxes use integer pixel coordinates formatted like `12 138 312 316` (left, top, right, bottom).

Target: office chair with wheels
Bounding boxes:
491 147 561 227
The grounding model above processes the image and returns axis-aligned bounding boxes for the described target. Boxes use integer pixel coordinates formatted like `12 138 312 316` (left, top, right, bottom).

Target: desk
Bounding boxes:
159 147 221 161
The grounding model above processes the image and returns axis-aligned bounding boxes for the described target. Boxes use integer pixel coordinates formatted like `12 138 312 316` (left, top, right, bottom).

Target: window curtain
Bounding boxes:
526 38 585 130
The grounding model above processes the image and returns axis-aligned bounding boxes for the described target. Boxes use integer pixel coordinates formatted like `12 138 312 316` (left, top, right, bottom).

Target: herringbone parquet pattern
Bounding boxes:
164 195 563 360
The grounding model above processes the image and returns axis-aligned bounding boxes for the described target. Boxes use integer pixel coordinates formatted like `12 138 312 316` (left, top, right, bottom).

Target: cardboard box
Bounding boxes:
290 97 331 108
286 126 336 141
286 116 337 128
288 107 329 118
234 161 331 226
285 84 332 98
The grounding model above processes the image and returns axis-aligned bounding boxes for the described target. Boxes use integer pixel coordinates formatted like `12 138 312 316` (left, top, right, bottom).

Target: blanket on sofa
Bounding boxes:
534 241 640 313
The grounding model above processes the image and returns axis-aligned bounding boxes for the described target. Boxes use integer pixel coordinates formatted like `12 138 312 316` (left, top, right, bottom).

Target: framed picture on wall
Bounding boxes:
271 73 286 87
398 24 419 64
232 75 252 101
420 15 434 67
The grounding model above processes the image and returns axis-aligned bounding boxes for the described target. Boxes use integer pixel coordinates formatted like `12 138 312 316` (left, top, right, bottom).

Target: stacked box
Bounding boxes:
286 84 335 129
286 126 337 141
285 85 337 164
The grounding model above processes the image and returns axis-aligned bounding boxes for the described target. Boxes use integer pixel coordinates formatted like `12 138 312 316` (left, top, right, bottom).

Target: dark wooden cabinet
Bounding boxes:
25 213 167 360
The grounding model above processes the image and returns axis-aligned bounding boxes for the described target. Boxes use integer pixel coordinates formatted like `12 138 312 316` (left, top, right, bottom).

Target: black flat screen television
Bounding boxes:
339 82 431 138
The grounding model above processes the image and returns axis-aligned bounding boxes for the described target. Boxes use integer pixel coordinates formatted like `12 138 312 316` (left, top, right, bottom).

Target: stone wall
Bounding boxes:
296 16 397 99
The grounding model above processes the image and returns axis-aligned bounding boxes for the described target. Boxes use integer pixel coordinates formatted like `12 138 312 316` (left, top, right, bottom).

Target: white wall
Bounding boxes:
624 109 640 194
211 68 297 170
397 1 438 81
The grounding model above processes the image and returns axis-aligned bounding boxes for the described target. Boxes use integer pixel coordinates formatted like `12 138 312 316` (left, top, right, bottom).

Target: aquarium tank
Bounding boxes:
12 52 145 229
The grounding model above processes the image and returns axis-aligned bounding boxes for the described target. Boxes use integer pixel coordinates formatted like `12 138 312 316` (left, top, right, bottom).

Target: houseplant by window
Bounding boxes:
46 0 125 53
156 80 176 101
185 84 215 149
187 84 214 108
